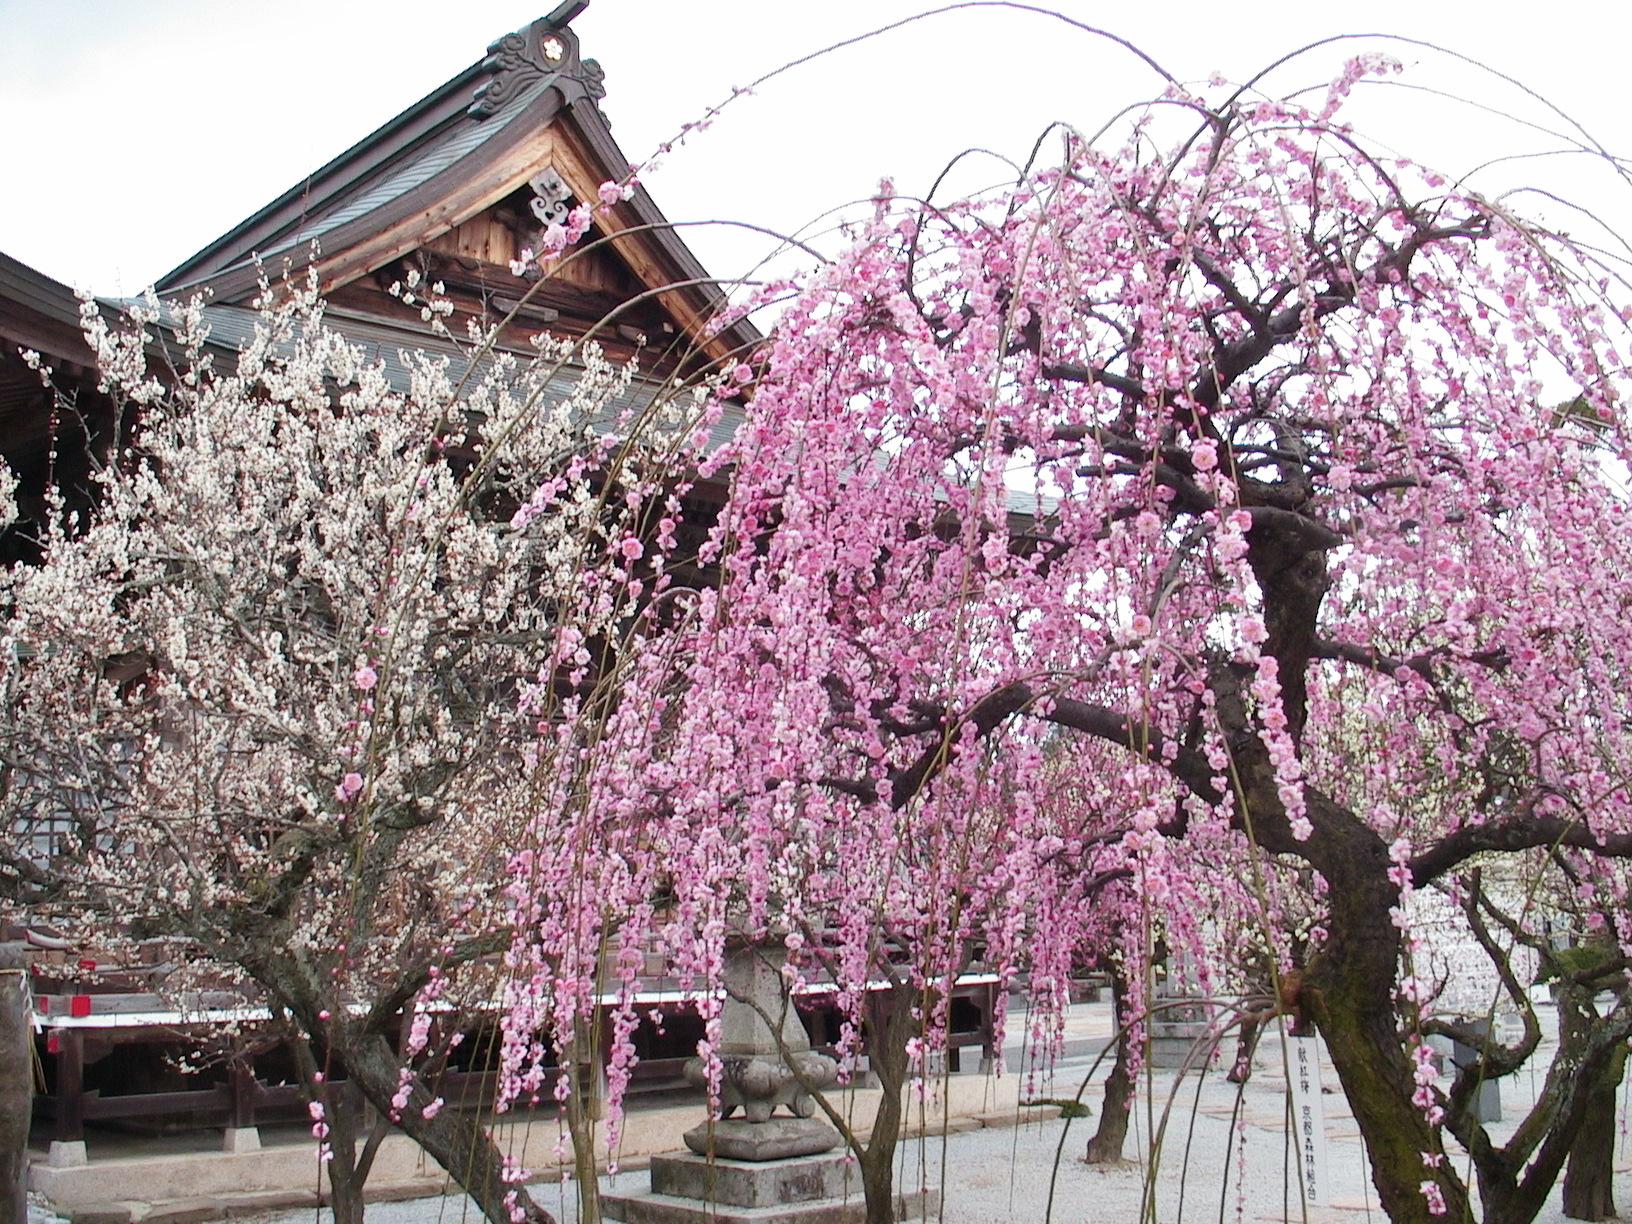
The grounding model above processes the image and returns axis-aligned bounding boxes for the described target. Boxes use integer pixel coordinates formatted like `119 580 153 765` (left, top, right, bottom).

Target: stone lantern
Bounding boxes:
603 934 935 1221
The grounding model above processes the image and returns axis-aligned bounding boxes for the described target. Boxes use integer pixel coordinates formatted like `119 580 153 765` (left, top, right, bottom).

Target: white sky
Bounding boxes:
2 0 1630 298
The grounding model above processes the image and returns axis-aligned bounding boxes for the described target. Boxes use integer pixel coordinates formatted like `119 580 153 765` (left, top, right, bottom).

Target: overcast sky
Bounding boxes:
2 0 1629 297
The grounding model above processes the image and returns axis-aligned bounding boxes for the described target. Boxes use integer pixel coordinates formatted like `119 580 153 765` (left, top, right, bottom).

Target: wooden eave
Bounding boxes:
0 252 92 374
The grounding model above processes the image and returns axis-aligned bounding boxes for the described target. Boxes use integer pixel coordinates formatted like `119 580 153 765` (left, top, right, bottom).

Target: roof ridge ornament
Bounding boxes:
468 0 605 120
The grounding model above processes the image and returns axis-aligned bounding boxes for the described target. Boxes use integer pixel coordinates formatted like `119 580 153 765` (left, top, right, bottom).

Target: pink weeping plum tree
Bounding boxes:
513 52 1632 1224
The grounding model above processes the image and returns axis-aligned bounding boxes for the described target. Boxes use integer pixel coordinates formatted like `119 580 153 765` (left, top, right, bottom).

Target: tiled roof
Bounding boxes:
248 76 554 269
111 296 747 457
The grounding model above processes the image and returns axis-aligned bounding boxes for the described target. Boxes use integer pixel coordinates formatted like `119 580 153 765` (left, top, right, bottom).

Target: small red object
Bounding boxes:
69 995 91 1018
46 1033 61 1054
77 958 97 971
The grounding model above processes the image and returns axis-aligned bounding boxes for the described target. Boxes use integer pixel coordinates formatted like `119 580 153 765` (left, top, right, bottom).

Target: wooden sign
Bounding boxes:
1288 1035 1331 1206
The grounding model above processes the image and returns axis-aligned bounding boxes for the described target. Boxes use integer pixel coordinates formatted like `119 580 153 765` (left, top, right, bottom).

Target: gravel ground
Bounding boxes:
243 1015 1630 1223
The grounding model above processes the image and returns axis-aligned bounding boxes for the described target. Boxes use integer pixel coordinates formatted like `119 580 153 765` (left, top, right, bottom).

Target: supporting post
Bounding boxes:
0 945 31 1224
48 1028 87 1168
978 981 998 1075
223 1057 261 1153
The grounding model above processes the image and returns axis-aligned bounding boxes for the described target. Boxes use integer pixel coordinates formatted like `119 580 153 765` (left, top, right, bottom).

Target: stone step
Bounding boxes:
63 1189 321 1224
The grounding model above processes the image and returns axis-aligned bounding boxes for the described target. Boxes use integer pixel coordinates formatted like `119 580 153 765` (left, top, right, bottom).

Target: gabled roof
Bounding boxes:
157 1 756 364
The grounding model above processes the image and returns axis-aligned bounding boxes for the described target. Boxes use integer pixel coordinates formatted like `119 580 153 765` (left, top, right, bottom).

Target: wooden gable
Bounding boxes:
323 163 690 367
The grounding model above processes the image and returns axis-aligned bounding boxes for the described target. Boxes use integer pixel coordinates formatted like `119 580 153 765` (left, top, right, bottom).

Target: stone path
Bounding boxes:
241 1016 1631 1223
42 995 1632 1222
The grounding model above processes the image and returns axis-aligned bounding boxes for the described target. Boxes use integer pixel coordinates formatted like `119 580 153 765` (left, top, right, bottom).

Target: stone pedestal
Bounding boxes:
605 935 937 1222
685 1117 838 1162
221 1126 261 1153
46 1140 87 1169
603 1150 939 1222
1149 961 1215 1069
1147 1019 1212 1069
1427 1031 1502 1123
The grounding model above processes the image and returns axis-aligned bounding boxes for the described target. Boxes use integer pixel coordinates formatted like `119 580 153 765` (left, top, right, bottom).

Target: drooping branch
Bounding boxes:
1410 816 1632 888
878 681 1221 813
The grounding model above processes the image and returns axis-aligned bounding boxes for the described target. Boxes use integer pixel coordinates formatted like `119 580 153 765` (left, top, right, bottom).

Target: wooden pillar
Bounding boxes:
592 1009 613 1120
223 1057 261 1152
54 1031 82 1141
0 945 30 1224
979 981 998 1074
48 1028 87 1167
229 1058 258 1129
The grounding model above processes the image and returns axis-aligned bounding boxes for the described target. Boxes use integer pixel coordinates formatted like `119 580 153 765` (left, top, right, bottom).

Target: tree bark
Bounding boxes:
1085 972 1134 1164
1561 1001 1627 1221
335 1028 555 1224
1227 1014 1260 1085
1239 519 1473 1222
284 1031 374 1224
563 1028 602 1224
859 984 914 1224
239 936 555 1224
0 945 30 1224
1302 828 1473 1224
323 1083 367 1224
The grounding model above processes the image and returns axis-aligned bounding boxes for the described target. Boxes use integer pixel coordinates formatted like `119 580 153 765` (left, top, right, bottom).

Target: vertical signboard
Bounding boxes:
1288 1035 1330 1206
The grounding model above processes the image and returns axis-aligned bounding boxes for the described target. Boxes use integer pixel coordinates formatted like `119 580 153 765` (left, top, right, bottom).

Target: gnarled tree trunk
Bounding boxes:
1085 971 1134 1164
335 1027 555 1224
242 937 555 1224
1561 999 1628 1221
858 982 915 1224
321 1083 368 1224
1301 815 1472 1224
1240 509 1473 1222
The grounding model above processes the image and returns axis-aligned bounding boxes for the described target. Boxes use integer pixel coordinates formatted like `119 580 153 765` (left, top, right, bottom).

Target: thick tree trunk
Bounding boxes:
323 1083 367 1224
1303 827 1472 1224
285 1032 375 1224
240 939 555 1224
1227 513 1472 1222
1085 973 1134 1164
337 1029 555 1224
1561 1007 1627 1220
1219 737 1471 1217
859 984 914 1224
0 945 30 1224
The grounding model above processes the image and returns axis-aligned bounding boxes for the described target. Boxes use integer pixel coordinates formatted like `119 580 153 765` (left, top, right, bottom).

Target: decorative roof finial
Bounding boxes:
468 0 605 120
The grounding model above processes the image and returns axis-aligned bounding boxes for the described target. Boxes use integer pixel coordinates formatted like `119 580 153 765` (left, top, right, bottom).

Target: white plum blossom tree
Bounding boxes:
0 271 717 1224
